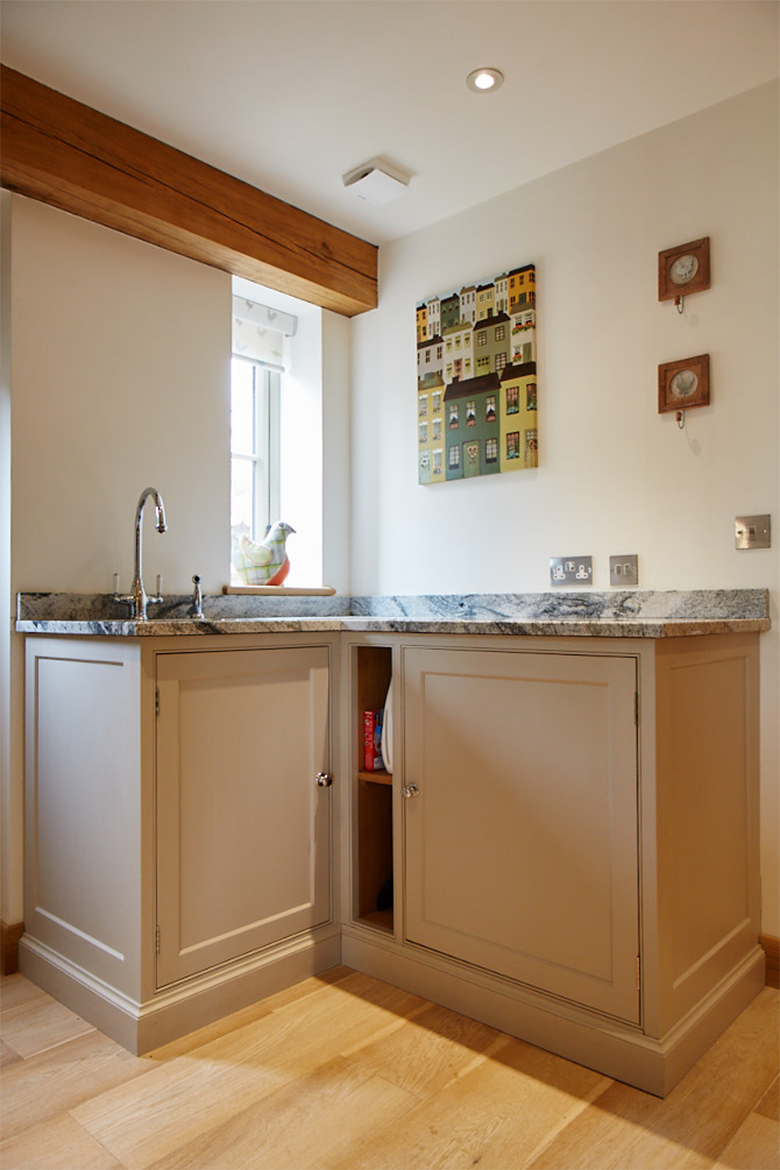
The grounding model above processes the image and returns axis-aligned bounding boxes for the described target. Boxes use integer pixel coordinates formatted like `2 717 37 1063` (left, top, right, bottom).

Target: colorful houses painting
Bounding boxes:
417 264 537 485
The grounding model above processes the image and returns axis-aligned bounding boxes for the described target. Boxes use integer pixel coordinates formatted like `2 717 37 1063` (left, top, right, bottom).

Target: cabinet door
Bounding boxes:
156 646 331 986
403 647 639 1023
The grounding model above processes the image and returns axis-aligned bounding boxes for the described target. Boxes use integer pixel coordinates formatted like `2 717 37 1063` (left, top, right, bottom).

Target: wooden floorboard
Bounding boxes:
1 969 778 1170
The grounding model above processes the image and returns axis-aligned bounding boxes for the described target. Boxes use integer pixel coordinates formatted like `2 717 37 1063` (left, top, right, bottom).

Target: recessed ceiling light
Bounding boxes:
466 67 504 93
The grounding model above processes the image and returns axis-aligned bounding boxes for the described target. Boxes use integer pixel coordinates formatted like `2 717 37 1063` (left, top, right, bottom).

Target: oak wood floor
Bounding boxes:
1 967 777 1170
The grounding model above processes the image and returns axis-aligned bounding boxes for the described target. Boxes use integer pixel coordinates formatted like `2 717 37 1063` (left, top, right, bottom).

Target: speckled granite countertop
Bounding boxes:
15 589 771 638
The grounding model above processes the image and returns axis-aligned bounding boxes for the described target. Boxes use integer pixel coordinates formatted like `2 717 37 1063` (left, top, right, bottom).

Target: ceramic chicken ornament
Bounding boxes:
234 521 295 586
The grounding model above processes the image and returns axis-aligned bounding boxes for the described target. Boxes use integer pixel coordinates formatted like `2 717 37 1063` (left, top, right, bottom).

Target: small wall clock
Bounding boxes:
658 237 711 304
658 353 710 414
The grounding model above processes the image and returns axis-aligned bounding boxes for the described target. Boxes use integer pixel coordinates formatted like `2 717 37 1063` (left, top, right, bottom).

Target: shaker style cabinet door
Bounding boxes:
156 646 331 986
403 647 640 1023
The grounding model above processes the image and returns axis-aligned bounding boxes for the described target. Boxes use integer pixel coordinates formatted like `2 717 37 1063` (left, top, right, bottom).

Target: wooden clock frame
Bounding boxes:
658 237 711 303
658 353 710 414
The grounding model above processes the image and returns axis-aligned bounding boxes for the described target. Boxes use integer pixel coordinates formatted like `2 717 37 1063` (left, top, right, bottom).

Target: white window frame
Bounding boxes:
231 356 281 544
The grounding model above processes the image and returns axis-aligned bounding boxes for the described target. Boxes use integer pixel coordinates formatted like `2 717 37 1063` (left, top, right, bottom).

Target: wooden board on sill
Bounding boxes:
223 585 337 596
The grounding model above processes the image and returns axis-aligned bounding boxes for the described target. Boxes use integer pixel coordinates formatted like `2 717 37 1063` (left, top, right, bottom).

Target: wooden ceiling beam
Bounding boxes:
0 65 377 317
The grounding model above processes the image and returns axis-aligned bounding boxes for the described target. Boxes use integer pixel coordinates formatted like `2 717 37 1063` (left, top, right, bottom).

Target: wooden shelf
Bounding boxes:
358 908 394 934
358 769 392 786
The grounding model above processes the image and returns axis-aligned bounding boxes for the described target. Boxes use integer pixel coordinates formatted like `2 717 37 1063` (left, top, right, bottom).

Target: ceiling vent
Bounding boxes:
342 157 411 205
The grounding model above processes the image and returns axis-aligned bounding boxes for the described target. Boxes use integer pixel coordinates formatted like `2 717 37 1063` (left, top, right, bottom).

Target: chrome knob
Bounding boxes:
401 783 419 799
316 772 332 788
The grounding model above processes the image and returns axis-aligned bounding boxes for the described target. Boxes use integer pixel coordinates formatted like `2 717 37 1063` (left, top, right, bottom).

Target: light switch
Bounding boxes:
609 555 638 586
735 515 771 550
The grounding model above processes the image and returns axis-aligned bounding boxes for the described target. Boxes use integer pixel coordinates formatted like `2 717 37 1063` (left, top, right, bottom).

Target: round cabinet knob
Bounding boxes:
315 772 332 788
401 783 419 799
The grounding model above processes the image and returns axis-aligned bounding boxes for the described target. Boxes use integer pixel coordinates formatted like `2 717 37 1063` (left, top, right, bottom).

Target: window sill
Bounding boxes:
223 585 336 596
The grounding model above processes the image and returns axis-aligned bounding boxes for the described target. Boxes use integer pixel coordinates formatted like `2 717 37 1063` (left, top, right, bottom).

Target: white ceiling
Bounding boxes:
1 0 778 246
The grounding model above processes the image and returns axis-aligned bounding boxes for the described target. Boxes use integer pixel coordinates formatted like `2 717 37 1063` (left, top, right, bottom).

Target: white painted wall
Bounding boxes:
2 197 352 925
0 192 19 932
350 82 780 935
11 199 231 598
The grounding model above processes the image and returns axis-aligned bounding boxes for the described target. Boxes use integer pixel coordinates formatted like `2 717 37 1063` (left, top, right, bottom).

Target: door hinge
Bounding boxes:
635 692 639 726
155 687 160 717
636 954 641 991
155 925 161 955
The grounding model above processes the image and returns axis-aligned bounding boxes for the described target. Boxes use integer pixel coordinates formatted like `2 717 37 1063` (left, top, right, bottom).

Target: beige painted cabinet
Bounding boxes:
155 645 332 985
402 645 640 1022
22 634 339 1053
342 631 764 1096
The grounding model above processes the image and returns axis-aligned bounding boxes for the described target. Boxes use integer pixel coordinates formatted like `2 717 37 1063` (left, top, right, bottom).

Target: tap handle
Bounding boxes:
191 575 204 620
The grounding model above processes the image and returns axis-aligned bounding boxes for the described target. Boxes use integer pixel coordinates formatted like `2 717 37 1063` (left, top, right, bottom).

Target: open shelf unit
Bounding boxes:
354 645 394 933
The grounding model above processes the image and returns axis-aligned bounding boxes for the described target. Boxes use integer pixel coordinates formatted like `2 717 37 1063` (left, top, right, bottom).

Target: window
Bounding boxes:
449 445 461 468
477 330 487 347
230 289 298 580
449 403 460 428
506 385 519 414
466 400 476 426
495 352 507 374
506 431 520 459
486 438 498 463
230 356 280 547
495 325 505 341
419 395 428 417
432 391 442 412
419 421 428 443
485 395 497 422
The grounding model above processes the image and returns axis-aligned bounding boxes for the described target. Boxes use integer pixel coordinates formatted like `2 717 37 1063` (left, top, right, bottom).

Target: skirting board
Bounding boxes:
1 921 24 975
19 928 341 1054
342 925 766 1098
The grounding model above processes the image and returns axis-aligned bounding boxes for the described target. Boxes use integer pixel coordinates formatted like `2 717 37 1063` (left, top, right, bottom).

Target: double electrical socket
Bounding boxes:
550 556 593 586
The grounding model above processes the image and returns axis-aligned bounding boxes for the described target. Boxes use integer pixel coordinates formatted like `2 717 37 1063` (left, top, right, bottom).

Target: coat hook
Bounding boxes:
675 294 685 314
676 410 686 429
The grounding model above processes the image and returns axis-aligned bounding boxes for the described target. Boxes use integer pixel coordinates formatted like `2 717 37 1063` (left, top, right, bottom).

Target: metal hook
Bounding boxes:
675 295 685 315
676 410 686 429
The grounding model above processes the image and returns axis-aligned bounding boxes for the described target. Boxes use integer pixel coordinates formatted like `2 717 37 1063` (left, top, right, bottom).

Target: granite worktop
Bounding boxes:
14 589 771 638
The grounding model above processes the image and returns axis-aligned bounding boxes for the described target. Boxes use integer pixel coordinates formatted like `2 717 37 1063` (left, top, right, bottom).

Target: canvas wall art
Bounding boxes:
416 263 537 484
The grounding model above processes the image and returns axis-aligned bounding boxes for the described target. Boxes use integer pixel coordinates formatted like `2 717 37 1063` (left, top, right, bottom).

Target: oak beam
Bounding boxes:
0 65 377 316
